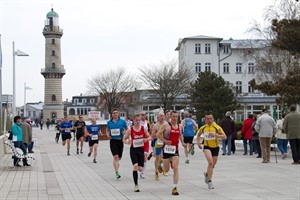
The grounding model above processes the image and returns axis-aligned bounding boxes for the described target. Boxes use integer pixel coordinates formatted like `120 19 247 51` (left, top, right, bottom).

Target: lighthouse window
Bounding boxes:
51 95 56 101
52 63 55 68
52 50 55 56
52 39 55 44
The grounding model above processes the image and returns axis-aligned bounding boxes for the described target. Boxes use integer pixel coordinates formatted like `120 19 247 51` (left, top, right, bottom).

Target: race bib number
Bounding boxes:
164 145 176 154
91 135 98 140
12 135 17 142
156 139 164 146
204 132 216 140
133 139 144 148
111 129 120 136
65 128 71 133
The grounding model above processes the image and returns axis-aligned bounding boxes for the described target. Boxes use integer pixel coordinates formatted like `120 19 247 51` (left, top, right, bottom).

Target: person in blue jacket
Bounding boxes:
11 116 30 167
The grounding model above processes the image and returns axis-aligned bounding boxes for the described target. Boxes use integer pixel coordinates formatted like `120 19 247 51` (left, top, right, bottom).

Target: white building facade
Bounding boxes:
176 35 279 121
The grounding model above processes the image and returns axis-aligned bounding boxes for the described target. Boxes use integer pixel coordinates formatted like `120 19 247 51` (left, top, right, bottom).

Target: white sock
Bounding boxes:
173 184 177 188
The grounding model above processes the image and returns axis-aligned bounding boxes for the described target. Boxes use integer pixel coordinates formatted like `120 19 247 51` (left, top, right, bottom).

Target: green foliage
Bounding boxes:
251 68 300 105
272 19 300 56
190 71 237 121
235 121 243 131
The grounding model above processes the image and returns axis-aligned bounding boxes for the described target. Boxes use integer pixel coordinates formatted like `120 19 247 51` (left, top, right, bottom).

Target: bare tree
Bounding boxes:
139 61 194 112
87 67 138 114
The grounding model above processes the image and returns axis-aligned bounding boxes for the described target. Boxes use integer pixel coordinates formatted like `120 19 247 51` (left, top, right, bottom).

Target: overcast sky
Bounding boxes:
0 0 275 106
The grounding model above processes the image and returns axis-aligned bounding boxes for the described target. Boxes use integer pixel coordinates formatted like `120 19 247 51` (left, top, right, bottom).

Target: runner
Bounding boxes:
165 110 171 123
140 111 151 179
151 112 165 181
157 111 186 195
106 108 128 179
180 111 198 164
123 114 151 192
74 115 86 154
59 117 73 156
86 118 101 163
196 113 226 189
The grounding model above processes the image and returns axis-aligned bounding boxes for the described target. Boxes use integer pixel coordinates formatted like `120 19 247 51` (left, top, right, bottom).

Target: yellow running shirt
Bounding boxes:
198 123 224 148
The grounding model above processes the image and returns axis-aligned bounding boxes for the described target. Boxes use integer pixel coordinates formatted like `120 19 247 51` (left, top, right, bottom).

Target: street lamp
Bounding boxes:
24 82 32 118
12 41 29 117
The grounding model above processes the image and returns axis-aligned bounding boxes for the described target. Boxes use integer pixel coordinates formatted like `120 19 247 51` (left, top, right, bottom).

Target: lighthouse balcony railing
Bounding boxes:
43 26 63 34
41 68 66 73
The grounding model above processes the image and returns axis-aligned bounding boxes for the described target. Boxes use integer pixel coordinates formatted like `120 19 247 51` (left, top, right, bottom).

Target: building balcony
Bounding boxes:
43 26 63 36
41 67 66 74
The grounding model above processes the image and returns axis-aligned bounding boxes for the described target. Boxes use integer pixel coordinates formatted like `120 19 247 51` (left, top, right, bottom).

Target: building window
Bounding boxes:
236 63 242 73
52 39 55 44
195 44 201 54
74 99 78 105
52 63 55 68
83 99 86 104
248 63 254 74
223 45 229 54
52 50 55 56
205 63 211 72
28 111 31 117
84 108 88 115
205 44 211 54
236 81 242 94
90 99 95 104
266 63 272 73
33 111 36 117
77 108 80 115
223 63 229 73
248 83 254 93
195 63 201 73
51 95 56 101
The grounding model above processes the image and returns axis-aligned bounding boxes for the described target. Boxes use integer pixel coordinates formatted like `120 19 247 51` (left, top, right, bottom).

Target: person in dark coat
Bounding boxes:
220 111 235 155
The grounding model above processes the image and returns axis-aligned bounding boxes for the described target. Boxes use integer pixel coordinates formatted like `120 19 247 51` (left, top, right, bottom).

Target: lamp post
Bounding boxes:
24 82 32 118
12 41 29 117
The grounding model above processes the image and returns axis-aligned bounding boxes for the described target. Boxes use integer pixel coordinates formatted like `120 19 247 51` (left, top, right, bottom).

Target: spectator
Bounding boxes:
220 111 235 155
252 114 261 158
241 114 254 155
255 109 276 163
21 117 34 153
275 113 288 159
11 116 30 167
46 118 51 129
40 119 44 130
283 105 300 164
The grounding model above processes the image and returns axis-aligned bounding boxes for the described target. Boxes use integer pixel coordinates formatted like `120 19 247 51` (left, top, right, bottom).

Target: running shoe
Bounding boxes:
93 159 97 163
204 172 209 184
67 151 70 156
76 149 79 154
140 172 145 179
163 171 168 176
155 172 159 181
208 181 214 189
185 159 189 164
88 152 91 157
80 149 83 154
172 187 179 195
147 152 153 161
134 185 140 192
116 172 121 179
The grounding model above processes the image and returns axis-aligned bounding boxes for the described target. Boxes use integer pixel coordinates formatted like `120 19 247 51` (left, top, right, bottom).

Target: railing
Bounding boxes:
41 68 66 73
43 26 63 34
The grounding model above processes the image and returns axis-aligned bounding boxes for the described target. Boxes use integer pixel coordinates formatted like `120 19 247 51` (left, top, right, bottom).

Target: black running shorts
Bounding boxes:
203 146 220 157
130 147 144 167
89 140 99 147
62 133 71 141
184 136 194 144
110 139 124 158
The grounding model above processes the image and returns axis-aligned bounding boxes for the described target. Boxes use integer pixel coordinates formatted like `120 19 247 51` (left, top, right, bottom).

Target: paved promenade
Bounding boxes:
0 127 299 200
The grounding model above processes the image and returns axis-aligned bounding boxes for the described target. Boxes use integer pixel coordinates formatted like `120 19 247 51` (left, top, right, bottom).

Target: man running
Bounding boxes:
151 112 165 181
140 111 151 179
123 114 151 192
197 113 226 189
157 111 186 195
180 111 198 164
106 108 128 179
86 118 101 163
59 117 73 156
165 110 171 123
74 115 86 154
